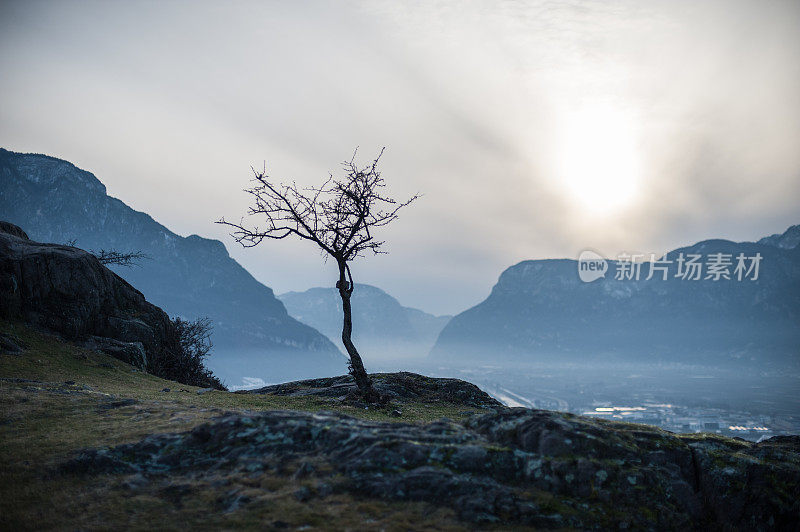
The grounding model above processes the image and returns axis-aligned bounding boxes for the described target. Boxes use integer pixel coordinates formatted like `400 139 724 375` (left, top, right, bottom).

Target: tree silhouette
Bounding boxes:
218 148 418 401
63 239 149 268
93 249 149 267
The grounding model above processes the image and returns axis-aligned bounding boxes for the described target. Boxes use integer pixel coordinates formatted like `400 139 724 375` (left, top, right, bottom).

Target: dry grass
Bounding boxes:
0 321 491 531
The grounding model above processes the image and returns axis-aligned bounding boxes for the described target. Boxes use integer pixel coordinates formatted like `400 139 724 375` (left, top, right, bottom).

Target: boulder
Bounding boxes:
0 332 27 355
83 336 147 370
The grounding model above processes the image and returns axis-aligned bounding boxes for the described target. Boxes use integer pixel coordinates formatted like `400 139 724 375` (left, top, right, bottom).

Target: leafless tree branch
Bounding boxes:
217 148 419 262
217 148 419 402
93 249 150 268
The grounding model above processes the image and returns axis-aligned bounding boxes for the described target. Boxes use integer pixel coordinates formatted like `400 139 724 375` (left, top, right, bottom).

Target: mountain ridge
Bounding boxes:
279 283 451 360
0 148 344 379
430 227 800 366
757 224 800 250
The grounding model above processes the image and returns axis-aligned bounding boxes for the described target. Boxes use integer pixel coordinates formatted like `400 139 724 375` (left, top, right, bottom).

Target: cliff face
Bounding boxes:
0 148 341 362
431 231 800 366
0 221 218 385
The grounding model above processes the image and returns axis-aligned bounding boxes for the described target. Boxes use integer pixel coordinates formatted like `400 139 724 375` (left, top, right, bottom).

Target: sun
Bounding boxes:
555 104 641 215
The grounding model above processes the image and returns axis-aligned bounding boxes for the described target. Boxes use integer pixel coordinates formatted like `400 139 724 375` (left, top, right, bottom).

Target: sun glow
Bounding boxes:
555 104 641 215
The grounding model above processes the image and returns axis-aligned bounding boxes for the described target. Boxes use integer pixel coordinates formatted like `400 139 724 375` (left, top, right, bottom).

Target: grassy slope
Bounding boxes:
0 321 490 531
2 321 761 530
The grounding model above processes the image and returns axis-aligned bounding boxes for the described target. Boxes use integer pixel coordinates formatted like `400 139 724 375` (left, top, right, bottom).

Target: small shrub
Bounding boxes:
150 317 226 390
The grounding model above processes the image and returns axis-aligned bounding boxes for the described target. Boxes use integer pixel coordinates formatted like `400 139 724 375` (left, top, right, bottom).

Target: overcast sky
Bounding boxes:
1 0 799 315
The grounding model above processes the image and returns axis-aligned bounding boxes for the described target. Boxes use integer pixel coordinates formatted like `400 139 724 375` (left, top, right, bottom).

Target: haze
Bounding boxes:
1 0 798 315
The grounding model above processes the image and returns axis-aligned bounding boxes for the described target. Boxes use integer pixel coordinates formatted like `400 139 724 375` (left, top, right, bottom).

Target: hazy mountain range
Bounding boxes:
0 148 345 383
279 284 451 360
3 147 797 379
431 225 800 367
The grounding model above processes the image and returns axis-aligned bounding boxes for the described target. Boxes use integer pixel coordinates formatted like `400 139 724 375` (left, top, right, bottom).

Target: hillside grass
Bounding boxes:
0 321 492 531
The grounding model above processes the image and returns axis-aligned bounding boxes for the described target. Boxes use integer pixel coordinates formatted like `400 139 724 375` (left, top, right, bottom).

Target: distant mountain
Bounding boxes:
279 284 451 360
430 227 800 367
758 224 800 250
0 148 344 382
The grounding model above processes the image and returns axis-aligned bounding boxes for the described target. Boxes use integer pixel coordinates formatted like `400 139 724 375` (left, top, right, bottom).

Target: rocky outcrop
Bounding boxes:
245 371 503 409
0 221 29 240
0 222 211 383
0 222 171 346
66 408 800 529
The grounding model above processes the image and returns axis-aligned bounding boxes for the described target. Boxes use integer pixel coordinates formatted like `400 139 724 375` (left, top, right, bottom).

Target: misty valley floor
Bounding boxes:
419 363 800 442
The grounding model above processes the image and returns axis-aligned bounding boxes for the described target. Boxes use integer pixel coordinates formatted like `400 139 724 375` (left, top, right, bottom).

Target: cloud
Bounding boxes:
1 0 798 315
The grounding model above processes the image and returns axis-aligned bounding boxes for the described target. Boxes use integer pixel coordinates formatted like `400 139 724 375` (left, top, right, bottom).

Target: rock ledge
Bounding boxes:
66 408 799 529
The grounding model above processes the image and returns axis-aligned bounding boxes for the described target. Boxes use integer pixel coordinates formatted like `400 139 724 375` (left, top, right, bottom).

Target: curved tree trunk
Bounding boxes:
337 261 380 402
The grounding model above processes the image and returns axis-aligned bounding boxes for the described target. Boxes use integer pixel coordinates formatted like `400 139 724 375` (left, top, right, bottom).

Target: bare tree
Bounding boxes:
218 148 418 401
93 249 149 267
63 239 149 267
